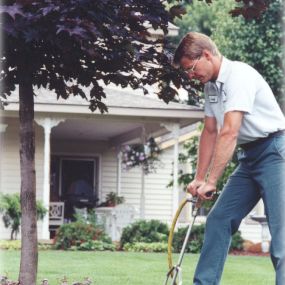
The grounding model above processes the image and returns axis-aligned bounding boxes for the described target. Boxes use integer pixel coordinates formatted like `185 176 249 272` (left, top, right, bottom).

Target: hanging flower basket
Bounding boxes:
121 137 161 174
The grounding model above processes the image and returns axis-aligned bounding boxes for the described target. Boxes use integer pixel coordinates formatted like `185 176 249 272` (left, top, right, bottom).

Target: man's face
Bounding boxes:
180 53 215 84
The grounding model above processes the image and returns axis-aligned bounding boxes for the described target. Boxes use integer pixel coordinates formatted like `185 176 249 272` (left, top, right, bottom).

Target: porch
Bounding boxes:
0 86 204 240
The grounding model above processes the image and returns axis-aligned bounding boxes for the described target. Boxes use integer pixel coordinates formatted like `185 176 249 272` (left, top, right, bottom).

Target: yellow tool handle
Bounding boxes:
167 198 189 277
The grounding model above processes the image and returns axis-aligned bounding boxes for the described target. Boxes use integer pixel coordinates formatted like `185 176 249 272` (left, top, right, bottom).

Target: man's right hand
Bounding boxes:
186 179 205 196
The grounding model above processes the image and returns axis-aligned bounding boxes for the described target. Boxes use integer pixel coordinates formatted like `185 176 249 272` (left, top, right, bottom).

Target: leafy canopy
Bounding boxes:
213 0 284 106
0 0 270 112
1 0 195 111
173 0 284 107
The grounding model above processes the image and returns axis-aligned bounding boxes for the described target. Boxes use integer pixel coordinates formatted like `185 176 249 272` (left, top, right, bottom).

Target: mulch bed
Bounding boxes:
230 250 270 257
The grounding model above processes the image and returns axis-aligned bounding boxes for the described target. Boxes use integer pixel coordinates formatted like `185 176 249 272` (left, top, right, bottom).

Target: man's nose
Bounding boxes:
188 72 195 80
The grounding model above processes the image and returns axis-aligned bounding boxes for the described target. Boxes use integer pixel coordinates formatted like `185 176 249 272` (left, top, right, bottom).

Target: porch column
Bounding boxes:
0 124 8 133
0 124 8 189
0 124 8 148
162 123 180 217
140 167 145 219
116 150 122 196
255 200 265 216
35 117 64 240
140 126 146 219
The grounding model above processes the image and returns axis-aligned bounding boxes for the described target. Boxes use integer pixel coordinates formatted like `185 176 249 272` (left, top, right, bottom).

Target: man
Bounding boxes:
173 32 285 285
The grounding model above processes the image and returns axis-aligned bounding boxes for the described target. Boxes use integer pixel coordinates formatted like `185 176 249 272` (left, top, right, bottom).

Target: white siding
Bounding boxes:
144 149 174 222
100 149 117 202
0 120 265 243
100 146 176 223
0 118 44 239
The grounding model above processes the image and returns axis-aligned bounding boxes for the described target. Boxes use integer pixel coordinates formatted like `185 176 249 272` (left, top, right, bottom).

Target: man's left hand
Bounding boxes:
197 182 216 200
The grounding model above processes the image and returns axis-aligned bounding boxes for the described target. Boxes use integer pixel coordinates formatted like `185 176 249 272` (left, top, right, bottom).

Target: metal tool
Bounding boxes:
164 191 214 285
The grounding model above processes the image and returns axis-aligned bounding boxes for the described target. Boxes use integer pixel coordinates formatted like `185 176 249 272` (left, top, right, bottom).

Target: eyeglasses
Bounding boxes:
183 57 201 74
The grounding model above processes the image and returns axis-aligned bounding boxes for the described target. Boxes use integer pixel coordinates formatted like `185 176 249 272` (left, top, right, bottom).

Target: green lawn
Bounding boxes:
1 250 274 285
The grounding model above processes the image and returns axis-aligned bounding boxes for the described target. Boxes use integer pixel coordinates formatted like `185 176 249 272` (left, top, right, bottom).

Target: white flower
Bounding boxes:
144 145 150 156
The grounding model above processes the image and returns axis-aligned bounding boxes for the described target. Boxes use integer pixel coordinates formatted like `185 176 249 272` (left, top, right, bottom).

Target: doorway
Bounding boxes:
50 156 99 220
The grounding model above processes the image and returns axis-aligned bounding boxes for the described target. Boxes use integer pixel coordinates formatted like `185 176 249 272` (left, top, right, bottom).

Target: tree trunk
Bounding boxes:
18 72 38 285
11 229 14 240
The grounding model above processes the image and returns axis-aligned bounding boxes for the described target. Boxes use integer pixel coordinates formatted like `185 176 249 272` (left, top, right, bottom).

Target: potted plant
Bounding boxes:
121 137 161 174
105 192 125 207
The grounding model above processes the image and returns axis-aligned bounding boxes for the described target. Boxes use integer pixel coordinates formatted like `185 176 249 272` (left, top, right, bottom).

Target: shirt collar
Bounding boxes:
216 57 231 84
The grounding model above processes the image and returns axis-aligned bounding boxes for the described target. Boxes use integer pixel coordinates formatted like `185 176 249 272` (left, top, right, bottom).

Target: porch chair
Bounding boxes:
49 202 65 238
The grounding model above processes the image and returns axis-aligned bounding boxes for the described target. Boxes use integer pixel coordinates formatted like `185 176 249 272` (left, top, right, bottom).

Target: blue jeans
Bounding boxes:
193 135 285 285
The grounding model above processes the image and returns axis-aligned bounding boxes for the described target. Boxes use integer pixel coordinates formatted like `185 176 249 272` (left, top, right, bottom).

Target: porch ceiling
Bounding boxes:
51 118 143 141
50 115 200 145
3 85 204 145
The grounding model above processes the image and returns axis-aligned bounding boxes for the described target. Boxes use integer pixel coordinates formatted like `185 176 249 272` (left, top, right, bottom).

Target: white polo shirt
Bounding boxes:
204 57 285 144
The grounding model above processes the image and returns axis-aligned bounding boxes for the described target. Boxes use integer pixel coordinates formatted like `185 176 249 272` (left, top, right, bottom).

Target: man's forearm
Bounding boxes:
207 130 237 185
195 129 217 181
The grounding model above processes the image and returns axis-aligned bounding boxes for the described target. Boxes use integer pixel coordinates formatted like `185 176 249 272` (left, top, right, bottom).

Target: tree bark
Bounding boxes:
18 70 38 285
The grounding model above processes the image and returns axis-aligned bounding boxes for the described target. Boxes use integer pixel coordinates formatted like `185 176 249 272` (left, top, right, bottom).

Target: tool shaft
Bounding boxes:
170 204 199 285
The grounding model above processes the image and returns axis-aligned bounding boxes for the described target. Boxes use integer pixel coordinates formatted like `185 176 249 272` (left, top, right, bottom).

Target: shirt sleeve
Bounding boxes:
203 84 215 117
224 67 257 114
204 94 215 117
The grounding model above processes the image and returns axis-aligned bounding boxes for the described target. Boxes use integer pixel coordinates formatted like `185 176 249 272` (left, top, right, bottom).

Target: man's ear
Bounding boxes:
203 49 213 60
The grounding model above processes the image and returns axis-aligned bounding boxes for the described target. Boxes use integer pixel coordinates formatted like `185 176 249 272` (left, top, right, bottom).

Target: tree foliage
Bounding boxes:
173 0 236 41
0 0 271 111
176 123 238 208
213 0 284 107
0 0 203 111
173 0 284 108
0 2 196 284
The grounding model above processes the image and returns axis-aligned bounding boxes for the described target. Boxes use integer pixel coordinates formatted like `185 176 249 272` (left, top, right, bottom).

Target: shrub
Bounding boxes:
0 193 47 240
0 240 52 250
54 221 110 250
123 242 168 253
77 240 115 251
172 224 244 253
172 224 205 254
230 230 244 251
0 240 21 250
54 210 114 250
38 243 53 250
120 220 169 248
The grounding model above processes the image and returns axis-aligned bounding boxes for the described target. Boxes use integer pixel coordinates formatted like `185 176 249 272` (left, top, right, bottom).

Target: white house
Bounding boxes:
0 86 266 244
0 86 203 239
